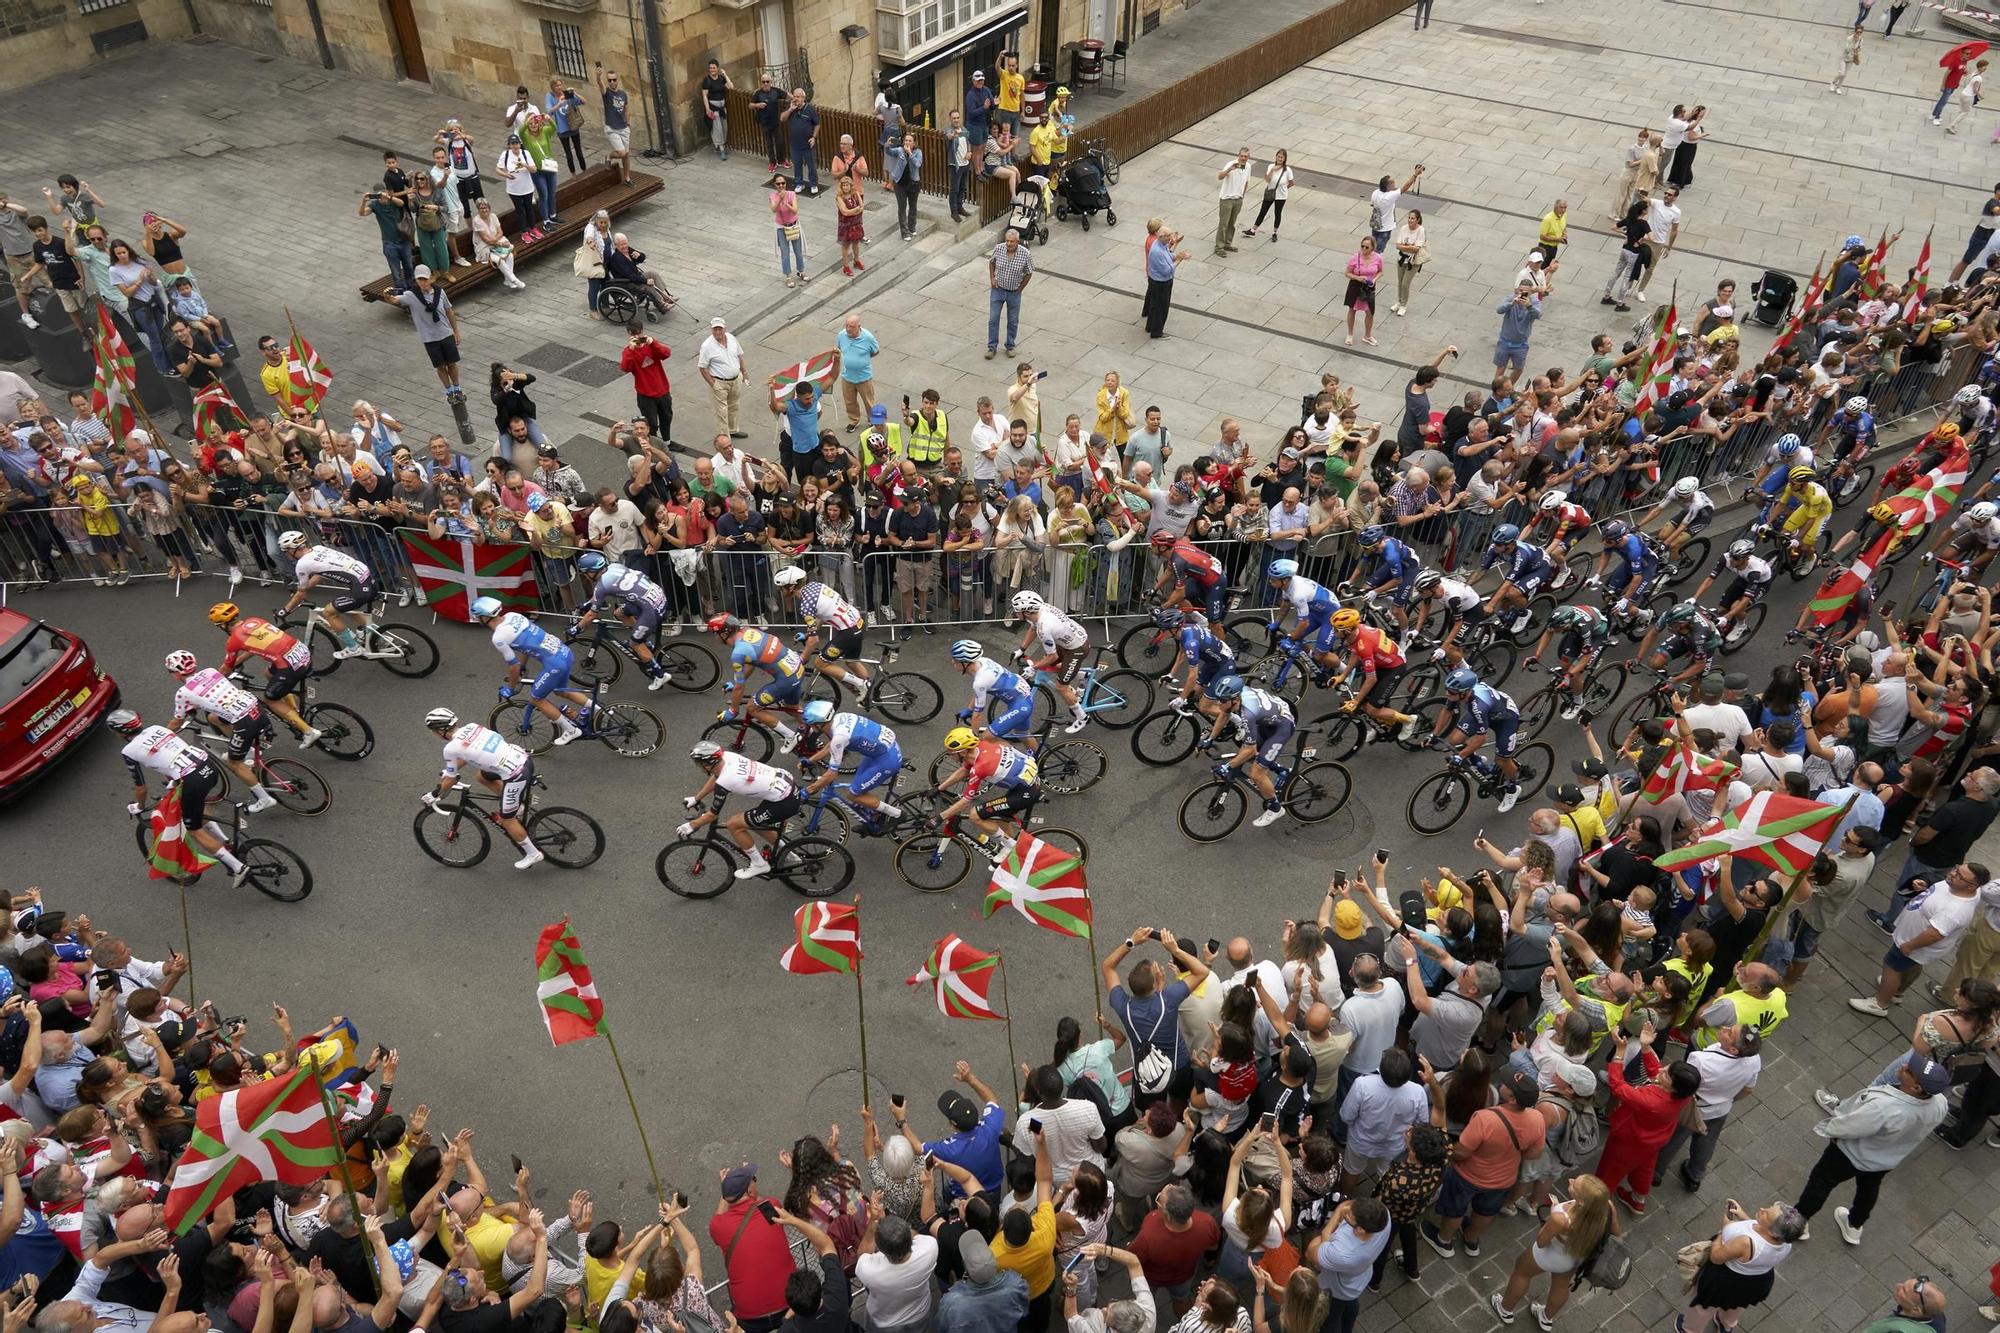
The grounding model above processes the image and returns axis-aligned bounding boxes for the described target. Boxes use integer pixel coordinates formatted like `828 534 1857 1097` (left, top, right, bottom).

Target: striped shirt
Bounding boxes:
989 242 1033 292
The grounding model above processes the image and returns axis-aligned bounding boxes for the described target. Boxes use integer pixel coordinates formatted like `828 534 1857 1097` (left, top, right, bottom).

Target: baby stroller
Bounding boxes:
1053 150 1117 231
1007 174 1052 246
1749 269 1796 328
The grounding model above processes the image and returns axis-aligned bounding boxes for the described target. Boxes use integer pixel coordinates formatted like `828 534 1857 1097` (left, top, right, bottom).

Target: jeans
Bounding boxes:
533 169 559 221
949 164 970 218
1604 248 1642 301
129 299 172 376
776 226 805 275
988 286 1022 351
895 181 920 234
791 142 819 190
1655 1111 1730 1185
558 130 586 172
1934 87 1955 118
1318 1295 1360 1333
1794 1140 1884 1227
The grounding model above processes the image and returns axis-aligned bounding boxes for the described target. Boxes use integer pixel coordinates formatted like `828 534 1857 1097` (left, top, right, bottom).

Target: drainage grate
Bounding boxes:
519 341 589 373
560 355 626 388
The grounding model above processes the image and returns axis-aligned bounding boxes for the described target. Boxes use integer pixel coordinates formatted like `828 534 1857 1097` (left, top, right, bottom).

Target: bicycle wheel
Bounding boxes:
569 638 625 689
239 838 313 902
1513 594 1557 645
373 622 440 678
304 702 374 760
306 625 343 676
1246 654 1306 707
1039 740 1107 794
594 703 664 757
895 833 971 892
1469 638 1518 687
1557 548 1595 594
1397 696 1450 751
1582 661 1628 716
1316 712 1367 761
133 817 153 862
1131 709 1200 766
656 837 739 898
1512 741 1554 800
1087 669 1154 729
1223 613 1281 659
1178 781 1247 843
927 750 958 788
656 641 721 692
260 758 331 816
801 799 854 845
529 806 606 868
700 719 775 763
1667 536 1711 587
1286 761 1351 824
1031 824 1090 862
1033 681 1062 724
775 836 855 898
1610 688 1670 744
1116 622 1177 671
872 671 944 724
490 701 560 755
1831 462 1875 510
1518 684 1559 741
1394 662 1442 708
1406 769 1471 835
412 803 492 867
1721 602 1768 654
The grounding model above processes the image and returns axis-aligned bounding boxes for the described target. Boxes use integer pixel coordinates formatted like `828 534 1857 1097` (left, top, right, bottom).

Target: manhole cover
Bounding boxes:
561 355 625 388
519 340 588 372
204 107 240 121
560 433 602 456
183 140 233 159
282 74 328 91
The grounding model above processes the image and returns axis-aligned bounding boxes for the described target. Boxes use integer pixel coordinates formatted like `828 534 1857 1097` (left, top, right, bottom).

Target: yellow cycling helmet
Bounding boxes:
944 726 980 753
1787 465 1816 486
1330 608 1363 632
208 601 241 625
1935 421 1961 442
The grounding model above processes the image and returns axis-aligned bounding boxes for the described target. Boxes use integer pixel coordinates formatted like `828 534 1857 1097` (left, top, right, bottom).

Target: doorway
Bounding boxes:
1036 0 1060 75
756 0 789 70
384 0 428 81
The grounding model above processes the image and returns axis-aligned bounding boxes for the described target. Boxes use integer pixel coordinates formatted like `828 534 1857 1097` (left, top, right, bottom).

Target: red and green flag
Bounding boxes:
1874 438 1970 529
983 833 1092 938
1856 227 1897 299
1808 524 1895 628
147 788 217 881
1640 740 1737 805
781 902 861 975
1629 296 1678 418
769 349 840 404
908 934 1003 1021
162 1063 344 1233
191 382 251 440
400 532 539 622
534 920 607 1046
1903 228 1933 326
287 330 334 414
90 307 138 442
1654 791 1846 876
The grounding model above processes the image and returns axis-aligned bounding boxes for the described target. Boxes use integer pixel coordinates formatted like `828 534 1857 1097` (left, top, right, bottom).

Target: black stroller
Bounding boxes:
1053 146 1117 230
1749 269 1797 328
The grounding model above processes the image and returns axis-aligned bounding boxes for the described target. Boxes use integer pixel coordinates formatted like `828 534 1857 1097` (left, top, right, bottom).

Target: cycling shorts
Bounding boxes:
1608 558 1654 596
754 675 804 708
1195 657 1230 689
977 782 1041 818
327 578 374 614
178 761 222 820
1365 662 1408 701
498 760 534 817
1183 576 1227 620
1451 602 1489 631
1052 645 1086 685
1311 619 1341 654
1488 713 1520 758
225 710 266 762
1678 509 1713 537
625 605 664 643
849 749 902 797
1251 716 1296 766
1721 576 1768 609
264 661 311 703
987 694 1035 739
1759 470 1787 497
822 626 865 662
529 648 576 700
1557 633 1604 670
746 789 803 830
1658 635 1710 669
1513 568 1550 598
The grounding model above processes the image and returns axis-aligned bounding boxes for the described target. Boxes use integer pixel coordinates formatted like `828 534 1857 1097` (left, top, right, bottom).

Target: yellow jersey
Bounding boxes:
998 69 1025 113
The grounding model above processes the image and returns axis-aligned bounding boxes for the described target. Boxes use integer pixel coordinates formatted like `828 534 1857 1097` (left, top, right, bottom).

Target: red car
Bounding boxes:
0 608 121 803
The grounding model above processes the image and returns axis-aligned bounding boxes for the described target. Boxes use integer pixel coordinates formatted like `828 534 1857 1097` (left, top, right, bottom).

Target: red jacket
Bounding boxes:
620 340 671 397
1606 1047 1687 1151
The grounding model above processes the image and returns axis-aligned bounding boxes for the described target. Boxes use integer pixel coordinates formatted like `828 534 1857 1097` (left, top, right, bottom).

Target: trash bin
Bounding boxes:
1022 80 1048 126
1072 38 1104 86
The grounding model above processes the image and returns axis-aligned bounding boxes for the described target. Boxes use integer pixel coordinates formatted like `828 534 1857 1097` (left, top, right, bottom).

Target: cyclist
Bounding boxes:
1752 433 1815 521
211 602 320 748
1813 394 1877 469
1589 518 1662 622
1637 599 1723 684
164 650 276 813
1433 665 1523 814
1201 673 1295 829
571 552 674 691
950 638 1037 740
1266 558 1343 674
472 596 590 747
276 532 374 657
1331 607 1420 739
1149 530 1229 621
1012 591 1091 735
711 613 807 754
1770 465 1832 561
1165 609 1238 715
936 726 1042 857
773 567 870 692
795 699 904 825
1355 526 1423 627
109 708 248 883
677 740 800 881
420 707 543 870
1529 489 1594 554
1525 605 1612 716
1693 538 1774 632
1478 525 1556 636
1950 383 1995 452
1409 569 1487 651
1642 476 1715 558
1926 500 2000 579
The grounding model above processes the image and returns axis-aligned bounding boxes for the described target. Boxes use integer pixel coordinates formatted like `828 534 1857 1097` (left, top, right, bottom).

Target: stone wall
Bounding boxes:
0 0 191 89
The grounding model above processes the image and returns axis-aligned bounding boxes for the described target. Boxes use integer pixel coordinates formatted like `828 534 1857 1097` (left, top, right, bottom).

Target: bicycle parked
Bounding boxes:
131 800 313 902
411 778 605 869
489 674 664 757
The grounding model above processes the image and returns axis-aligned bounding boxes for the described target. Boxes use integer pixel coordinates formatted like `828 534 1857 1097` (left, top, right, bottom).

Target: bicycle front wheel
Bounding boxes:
1038 740 1107 794
1668 536 1711 587
1178 781 1246 843
1721 602 1768 653
261 758 332 816
896 834 971 892
1087 669 1154 729
1583 661 1628 715
489 701 560 755
412 803 492 867
656 837 738 898
1286 762 1351 824
1512 741 1555 800
1116 621 1176 671
239 838 313 902
304 702 374 760
569 638 625 689
1131 709 1200 766
873 671 944 724
528 806 605 868
595 703 665 757
701 718 775 763
1406 769 1471 835
373 622 440 678
775 836 856 898
1518 684 1559 741
657 641 721 692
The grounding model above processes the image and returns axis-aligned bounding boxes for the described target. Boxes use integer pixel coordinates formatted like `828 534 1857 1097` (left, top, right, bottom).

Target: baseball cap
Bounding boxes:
938 1090 980 1130
710 316 727 328
525 492 549 513
1501 1069 1541 1109
412 265 433 280
1722 672 1750 691
1281 447 1302 461
959 1231 999 1283
1712 304 1734 319
1552 783 1585 806
1572 758 1609 779
870 405 888 424
1332 901 1365 940
720 1162 758 1201
971 70 986 80
536 443 560 457
1905 1053 1952 1096
1430 882 1463 912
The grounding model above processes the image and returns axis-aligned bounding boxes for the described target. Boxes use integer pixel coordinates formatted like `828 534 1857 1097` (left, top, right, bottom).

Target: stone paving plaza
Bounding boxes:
5 0 2000 1327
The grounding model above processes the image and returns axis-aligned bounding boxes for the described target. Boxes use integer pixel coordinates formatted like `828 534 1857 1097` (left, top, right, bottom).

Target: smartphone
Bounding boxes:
1375 848 1389 863
1258 1111 1277 1133
922 1151 937 1168
673 1190 689 1208
1063 1250 1088 1274
1036 370 1050 381
891 1093 906 1111
1206 937 1221 956
1028 1117 1043 1135
757 1200 780 1223
1333 869 1347 888
510 1155 524 1175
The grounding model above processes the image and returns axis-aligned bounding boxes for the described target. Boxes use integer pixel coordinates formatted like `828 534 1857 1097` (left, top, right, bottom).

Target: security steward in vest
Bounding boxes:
902 388 949 468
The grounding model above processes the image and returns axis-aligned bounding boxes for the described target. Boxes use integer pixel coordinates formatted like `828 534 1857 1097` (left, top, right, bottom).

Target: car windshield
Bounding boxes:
0 622 65 701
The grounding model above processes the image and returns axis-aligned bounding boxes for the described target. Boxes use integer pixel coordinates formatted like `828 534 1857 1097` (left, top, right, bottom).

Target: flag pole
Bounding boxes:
306 1056 380 1295
177 876 196 1002
1084 888 1102 1018
997 950 1020 1107
1745 792 1859 964
600 1024 668 1207
852 895 872 1107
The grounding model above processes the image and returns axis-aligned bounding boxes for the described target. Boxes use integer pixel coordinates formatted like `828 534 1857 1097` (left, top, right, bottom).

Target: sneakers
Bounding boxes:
514 847 546 870
1933 1126 1966 1150
1529 1303 1553 1332
1613 1187 1646 1214
1461 1235 1481 1257
298 726 324 750
734 852 772 879
1813 1089 1840 1113
553 723 586 746
1496 784 1521 814
755 614 770 628
19 313 38 330
1833 1206 1863 1244
1866 908 1896 933
1490 1294 1517 1325
1419 1221 1455 1257
647 671 673 691
1253 803 1285 828
1847 996 1891 1018
1634 288 1647 301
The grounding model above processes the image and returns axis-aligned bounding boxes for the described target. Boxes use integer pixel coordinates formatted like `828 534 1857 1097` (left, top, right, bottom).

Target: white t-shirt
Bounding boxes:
855 1236 939 1328
1264 165 1295 200
1012 1098 1106 1184
1894 885 1978 965
1682 701 1754 752
1740 749 1803 792
1368 188 1400 232
1221 1196 1285 1252
1662 117 1690 150
1646 199 1681 245
1217 162 1250 201
1687 1047 1759 1120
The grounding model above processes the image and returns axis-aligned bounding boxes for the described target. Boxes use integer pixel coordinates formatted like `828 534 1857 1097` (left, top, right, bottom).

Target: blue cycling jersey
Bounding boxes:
1239 686 1293 730
592 566 669 618
490 611 566 665
1178 624 1235 665
1483 540 1554 585
1457 682 1518 735
1369 538 1419 585
1613 533 1657 573
836 713 895 758
1828 409 1876 446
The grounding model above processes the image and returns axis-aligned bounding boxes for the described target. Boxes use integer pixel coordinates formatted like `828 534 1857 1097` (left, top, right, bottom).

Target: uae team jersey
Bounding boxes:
440 723 531 780
172 668 259 723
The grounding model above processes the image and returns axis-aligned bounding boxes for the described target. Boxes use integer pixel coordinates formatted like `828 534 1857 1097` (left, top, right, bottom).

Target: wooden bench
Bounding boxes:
358 164 664 304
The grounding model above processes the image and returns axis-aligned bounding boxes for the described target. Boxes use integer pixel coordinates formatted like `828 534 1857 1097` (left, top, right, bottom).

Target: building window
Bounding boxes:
542 20 588 79
879 0 1023 61
76 0 131 12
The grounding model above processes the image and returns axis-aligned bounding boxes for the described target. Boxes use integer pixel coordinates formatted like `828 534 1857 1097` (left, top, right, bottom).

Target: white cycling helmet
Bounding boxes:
1011 590 1044 614
424 707 459 731
1972 502 1998 523
1844 395 1869 415
772 566 807 588
1955 385 1984 407
949 638 983 663
689 741 724 764
1538 490 1568 512
278 531 308 551
1671 476 1700 500
163 650 198 676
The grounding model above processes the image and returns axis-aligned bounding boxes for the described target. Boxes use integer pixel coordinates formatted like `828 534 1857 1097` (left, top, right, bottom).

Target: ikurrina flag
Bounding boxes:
781 901 861 975
148 787 217 880
769 349 840 401
163 1063 343 1233
1653 791 1845 876
400 532 539 622
908 934 1003 1020
288 331 334 414
1640 741 1737 805
191 382 251 439
983 833 1093 938
1873 438 1970 529
1630 298 1679 418
1808 525 1894 628
90 306 138 441
535 920 607 1046
1903 228 1933 326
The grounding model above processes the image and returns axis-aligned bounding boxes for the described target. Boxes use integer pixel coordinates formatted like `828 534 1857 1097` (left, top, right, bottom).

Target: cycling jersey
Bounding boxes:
827 712 897 763
726 627 805 689
799 583 863 631
1557 607 1611 662
1949 513 2000 550
294 546 372 585
122 727 209 783
1676 489 1715 530
1281 575 1339 623
1483 540 1554 588
1238 687 1294 736
592 566 669 619
1348 625 1406 673
1764 442 1817 472
969 658 1033 710
1824 409 1876 453
1541 502 1593 537
222 618 312 673
172 669 259 724
1169 540 1225 585
714 752 795 800
440 723 531 781
1178 624 1236 667
1667 610 1723 659
1714 554 1774 587
1032 605 1090 653
965 739 1036 798
491 611 568 666
1456 683 1518 736
1779 484 1832 542
1430 577 1484 615
1366 537 1420 592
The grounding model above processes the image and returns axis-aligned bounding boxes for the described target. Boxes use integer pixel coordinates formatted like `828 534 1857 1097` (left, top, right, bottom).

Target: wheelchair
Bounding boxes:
594 270 677 326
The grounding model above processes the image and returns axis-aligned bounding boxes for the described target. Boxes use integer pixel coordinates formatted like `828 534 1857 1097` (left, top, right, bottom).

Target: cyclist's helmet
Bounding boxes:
1935 421 1961 442
469 596 503 620
278 531 308 552
1414 570 1443 595
949 638 983 664
1268 558 1300 580
1548 607 1586 630
1358 525 1386 547
1330 608 1362 632
1671 476 1701 499
1726 538 1755 561
772 566 806 588
1011 591 1044 615
1492 524 1521 546
163 650 198 676
1788 465 1817 487
207 602 241 625
1662 600 1701 626
1775 434 1802 457
1844 395 1869 416
689 741 724 765
705 613 741 637
1956 385 1984 407
1971 502 1998 523
106 709 144 735
1150 530 1176 551
1152 606 1181 631
1210 674 1245 701
943 726 980 753
575 551 608 575
424 707 458 731
1600 519 1630 542
1444 666 1479 694
801 700 835 726
1539 490 1568 512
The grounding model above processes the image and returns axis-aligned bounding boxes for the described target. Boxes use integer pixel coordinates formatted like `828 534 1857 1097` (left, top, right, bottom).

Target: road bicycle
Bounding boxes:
1300 684 1444 762
1658 535 1712 588
1129 703 1240 767
1404 740 1554 836
812 639 944 724
925 718 1107 795
173 714 332 815
1606 664 1690 747
1390 635 1518 706
232 668 374 761
565 618 722 693
410 778 605 869
1114 608 1266 672
1175 728 1352 843
1911 552 1977 618
278 601 439 679
1516 658 1628 740
131 799 313 902
894 803 1088 893
1015 644 1153 729
655 813 855 900
488 675 664 757
793 761 947 845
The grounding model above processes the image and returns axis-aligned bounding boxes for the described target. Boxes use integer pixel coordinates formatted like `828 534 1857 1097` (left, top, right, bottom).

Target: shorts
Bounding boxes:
226 710 265 761
423 336 461 368
894 557 937 595
1787 909 1823 959
1340 1149 1395 1179
497 760 534 817
606 127 632 152
265 661 311 702
89 535 120 555
179 761 222 821
1452 601 1488 630
1679 508 1714 536
1721 576 1767 608
978 781 1041 817
4 251 46 294
1367 662 1408 700
747 789 803 829
1196 657 1231 689
328 578 375 613
1434 1165 1509 1219
1557 632 1604 669
626 606 664 643
1882 943 1922 974
1251 718 1296 767
529 649 576 699
52 287 86 313
1514 568 1549 597
1489 713 1520 758
1183 575 1225 619
1658 635 1708 668
755 675 804 707
849 749 902 796
1308 617 1339 654
988 694 1035 739
1051 644 1086 684
1607 559 1640 595
823 625 864 662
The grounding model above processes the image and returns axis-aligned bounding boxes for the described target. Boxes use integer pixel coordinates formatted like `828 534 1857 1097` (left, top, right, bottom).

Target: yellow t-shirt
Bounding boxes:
990 1200 1057 1297
260 361 299 408
1027 122 1056 166
382 1141 413 1216
1538 210 1568 249
1095 386 1131 446
463 1212 515 1288
1557 804 1606 854
583 1254 639 1321
998 70 1024 114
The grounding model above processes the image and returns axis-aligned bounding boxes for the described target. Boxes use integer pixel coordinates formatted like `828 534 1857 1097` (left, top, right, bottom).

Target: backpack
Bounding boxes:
1132 1000 1174 1096
1548 1093 1602 1168
1571 1231 1632 1291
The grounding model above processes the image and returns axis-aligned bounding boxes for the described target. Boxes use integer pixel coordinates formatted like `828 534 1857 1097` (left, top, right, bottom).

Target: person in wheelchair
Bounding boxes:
603 233 675 317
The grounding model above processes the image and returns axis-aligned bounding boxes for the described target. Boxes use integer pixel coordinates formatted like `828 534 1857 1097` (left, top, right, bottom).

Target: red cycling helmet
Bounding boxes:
1149 530 1175 551
706 613 741 637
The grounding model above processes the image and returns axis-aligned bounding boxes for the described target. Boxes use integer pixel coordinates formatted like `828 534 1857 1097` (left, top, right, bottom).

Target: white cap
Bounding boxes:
413 264 433 280
710 316 727 328
1712 304 1733 318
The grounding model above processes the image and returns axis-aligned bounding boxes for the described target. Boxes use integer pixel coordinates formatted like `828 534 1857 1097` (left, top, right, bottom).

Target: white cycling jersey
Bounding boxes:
715 753 794 800
491 611 566 665
1680 489 1715 524
802 585 863 630
440 723 531 781
969 657 1028 710
1950 514 2000 550
1033 605 1089 652
1432 577 1482 614
122 726 208 782
295 546 372 584
171 668 259 724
